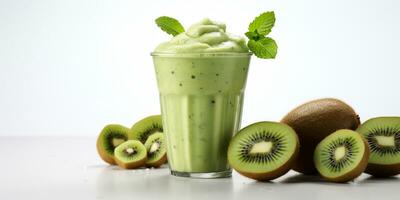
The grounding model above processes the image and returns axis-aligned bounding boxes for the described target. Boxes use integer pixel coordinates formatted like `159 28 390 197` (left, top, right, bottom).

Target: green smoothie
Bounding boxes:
152 19 251 177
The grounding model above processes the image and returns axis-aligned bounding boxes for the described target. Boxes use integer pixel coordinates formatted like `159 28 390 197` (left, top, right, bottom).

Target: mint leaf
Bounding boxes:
155 16 185 36
248 12 275 36
248 38 277 59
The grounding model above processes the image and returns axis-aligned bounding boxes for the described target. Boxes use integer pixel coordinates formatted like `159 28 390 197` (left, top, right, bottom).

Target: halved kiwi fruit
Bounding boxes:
356 117 400 177
281 98 360 174
144 132 167 168
131 115 163 144
228 121 299 181
96 124 130 165
114 140 147 169
314 129 369 182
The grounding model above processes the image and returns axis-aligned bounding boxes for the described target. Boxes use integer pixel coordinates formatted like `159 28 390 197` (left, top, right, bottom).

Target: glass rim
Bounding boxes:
151 52 253 58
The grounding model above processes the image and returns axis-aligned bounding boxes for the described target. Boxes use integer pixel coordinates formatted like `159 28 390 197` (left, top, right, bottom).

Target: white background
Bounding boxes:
1 0 399 136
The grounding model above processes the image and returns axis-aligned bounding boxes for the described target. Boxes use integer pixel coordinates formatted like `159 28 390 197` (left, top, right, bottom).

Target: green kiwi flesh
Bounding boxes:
144 132 167 167
114 140 147 169
314 129 369 182
228 121 299 181
96 124 130 165
131 115 163 144
356 117 400 177
281 98 360 174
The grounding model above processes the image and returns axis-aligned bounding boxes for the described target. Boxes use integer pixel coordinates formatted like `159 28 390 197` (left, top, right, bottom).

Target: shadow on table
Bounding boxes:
280 173 334 184
281 173 400 185
358 175 399 184
86 164 114 169
87 163 169 170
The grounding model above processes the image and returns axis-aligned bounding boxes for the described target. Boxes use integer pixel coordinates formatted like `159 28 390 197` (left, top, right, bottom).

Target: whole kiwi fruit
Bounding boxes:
281 98 360 174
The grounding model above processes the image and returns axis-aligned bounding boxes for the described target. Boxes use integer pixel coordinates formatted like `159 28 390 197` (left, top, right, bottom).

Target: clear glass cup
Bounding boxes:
151 52 251 178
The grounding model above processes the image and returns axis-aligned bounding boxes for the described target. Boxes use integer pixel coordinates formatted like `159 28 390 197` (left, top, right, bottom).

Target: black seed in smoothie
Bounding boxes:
179 83 183 87
200 87 203 90
171 71 175 74
191 75 196 79
216 73 219 76
218 90 222 93
211 100 215 104
242 67 246 71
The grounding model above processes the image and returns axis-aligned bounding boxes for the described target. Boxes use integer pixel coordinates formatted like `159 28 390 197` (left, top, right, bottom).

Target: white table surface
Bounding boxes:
1 136 399 200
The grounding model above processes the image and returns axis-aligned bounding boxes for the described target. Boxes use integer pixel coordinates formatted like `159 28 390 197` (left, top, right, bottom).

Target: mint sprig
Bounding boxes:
155 16 185 36
246 12 278 59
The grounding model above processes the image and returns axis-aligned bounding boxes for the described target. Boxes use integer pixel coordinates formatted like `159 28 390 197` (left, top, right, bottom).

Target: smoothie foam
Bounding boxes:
155 18 248 53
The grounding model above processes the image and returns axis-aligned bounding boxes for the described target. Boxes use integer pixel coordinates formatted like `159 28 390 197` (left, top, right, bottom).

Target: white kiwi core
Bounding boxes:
150 142 160 153
334 146 346 161
125 148 135 155
375 135 395 147
249 141 273 154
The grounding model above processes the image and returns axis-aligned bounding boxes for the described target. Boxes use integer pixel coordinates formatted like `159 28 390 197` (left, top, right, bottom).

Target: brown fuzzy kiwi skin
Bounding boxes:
115 156 147 169
96 136 116 165
146 154 167 168
365 163 400 177
281 98 360 175
318 136 370 183
235 137 300 181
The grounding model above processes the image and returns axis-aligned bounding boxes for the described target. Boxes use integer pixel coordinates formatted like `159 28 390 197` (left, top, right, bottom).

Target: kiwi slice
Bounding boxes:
314 129 369 182
131 115 163 144
96 124 130 165
144 132 167 168
356 117 400 177
114 140 147 169
228 121 299 181
281 98 360 174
